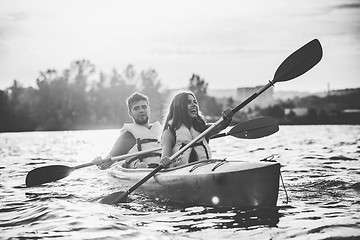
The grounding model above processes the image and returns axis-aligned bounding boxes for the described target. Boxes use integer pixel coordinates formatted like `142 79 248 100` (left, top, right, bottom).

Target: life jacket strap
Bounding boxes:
136 138 159 151
180 142 210 163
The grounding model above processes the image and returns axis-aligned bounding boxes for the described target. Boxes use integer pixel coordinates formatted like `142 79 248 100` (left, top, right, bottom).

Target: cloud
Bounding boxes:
5 11 30 22
150 45 280 56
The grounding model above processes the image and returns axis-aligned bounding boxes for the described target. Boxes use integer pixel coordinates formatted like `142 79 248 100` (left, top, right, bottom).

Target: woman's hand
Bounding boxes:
222 107 233 120
160 156 172 168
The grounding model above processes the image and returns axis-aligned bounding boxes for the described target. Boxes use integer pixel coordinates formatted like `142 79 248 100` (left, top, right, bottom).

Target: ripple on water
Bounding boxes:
0 202 50 228
1 126 360 239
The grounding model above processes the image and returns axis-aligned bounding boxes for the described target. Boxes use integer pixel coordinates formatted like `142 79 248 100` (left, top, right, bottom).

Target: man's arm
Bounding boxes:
94 131 136 170
107 131 136 158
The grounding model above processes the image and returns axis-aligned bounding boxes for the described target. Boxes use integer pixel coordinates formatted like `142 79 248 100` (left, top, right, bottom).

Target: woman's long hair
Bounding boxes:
162 90 207 133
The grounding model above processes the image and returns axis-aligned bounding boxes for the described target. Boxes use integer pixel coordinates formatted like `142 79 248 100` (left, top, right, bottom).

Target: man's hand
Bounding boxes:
92 156 112 170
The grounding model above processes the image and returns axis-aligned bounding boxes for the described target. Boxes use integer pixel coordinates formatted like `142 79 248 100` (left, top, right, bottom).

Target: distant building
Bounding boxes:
236 86 274 109
207 89 237 99
208 86 274 109
273 91 312 100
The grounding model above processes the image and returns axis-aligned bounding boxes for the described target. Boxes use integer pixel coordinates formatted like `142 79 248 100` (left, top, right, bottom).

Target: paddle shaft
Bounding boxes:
74 147 162 170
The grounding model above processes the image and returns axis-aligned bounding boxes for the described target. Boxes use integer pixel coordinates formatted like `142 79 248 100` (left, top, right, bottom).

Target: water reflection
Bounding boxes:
102 196 282 233
172 207 281 232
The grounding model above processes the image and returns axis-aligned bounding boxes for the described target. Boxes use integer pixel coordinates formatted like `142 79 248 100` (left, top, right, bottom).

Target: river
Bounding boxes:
1 125 359 239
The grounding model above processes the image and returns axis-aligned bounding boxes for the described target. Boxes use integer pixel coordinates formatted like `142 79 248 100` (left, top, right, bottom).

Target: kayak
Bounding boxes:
108 159 281 208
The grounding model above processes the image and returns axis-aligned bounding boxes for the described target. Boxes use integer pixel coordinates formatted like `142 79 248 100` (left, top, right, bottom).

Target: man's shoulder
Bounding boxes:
120 130 135 140
150 121 161 127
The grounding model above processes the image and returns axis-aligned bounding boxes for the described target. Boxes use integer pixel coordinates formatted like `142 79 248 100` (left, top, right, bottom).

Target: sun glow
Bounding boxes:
211 196 220 205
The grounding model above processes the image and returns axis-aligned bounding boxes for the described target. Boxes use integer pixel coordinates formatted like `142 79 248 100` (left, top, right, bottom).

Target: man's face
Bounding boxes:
129 100 150 125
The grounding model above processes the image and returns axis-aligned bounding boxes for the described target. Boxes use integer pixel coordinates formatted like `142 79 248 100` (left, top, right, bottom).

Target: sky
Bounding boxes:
0 0 359 93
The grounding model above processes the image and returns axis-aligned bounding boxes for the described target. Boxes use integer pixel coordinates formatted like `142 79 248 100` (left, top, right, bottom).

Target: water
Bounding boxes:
1 125 359 239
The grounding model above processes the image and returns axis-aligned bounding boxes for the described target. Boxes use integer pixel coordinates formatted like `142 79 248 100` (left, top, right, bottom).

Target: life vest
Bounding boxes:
121 122 162 168
171 124 212 167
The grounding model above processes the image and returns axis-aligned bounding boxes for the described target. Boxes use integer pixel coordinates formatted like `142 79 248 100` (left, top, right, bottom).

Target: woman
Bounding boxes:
160 90 233 168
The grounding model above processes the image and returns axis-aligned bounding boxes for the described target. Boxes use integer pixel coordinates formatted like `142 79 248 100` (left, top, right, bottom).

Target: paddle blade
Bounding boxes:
99 191 129 205
228 117 279 139
273 39 322 83
25 165 73 187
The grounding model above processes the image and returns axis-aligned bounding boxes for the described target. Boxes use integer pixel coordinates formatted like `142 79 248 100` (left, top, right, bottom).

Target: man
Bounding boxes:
94 92 162 169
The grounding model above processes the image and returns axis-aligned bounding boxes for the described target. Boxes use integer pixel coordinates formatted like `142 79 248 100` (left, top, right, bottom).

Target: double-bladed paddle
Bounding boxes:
99 39 323 204
25 116 278 187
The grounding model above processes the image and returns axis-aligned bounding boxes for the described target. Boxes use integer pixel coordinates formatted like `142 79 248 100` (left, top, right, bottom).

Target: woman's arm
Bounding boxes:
160 129 175 167
161 129 175 157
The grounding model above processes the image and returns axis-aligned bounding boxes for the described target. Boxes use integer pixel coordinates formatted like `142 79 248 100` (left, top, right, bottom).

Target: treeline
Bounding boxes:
0 60 224 132
1 59 359 132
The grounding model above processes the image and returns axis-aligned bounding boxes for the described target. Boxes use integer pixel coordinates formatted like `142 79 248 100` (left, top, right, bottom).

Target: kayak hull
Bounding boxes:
108 159 280 208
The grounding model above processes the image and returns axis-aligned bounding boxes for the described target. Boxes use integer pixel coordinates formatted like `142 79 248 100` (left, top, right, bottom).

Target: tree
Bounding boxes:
35 69 71 130
70 59 95 89
187 74 222 117
89 69 136 127
188 74 208 95
260 105 285 119
307 108 318 123
0 89 12 131
4 80 38 131
124 64 136 85
32 60 97 130
227 97 235 108
138 69 165 122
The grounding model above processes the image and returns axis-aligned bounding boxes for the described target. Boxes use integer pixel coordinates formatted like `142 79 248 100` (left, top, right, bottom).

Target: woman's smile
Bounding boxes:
187 94 199 118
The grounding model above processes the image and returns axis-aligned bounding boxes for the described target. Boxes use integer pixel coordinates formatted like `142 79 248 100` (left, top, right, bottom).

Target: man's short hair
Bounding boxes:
126 92 149 111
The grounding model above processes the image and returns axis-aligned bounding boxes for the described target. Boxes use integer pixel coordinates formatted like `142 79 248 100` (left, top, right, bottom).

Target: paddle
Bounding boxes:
99 39 323 204
25 147 161 187
210 116 279 140
25 117 277 188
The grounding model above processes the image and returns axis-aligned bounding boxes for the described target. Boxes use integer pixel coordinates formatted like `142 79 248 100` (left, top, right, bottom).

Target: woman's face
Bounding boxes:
186 94 199 119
